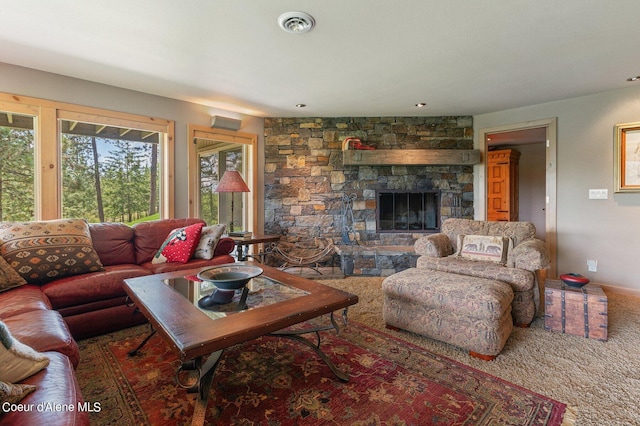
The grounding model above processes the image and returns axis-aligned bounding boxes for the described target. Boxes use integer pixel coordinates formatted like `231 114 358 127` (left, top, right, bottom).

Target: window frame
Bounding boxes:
187 124 257 232
0 92 175 220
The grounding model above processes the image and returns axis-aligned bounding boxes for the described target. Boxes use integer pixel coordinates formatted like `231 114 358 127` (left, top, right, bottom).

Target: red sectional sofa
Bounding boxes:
0 218 235 425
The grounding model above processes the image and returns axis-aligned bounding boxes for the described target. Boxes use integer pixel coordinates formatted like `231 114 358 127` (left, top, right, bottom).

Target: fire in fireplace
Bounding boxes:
377 190 440 232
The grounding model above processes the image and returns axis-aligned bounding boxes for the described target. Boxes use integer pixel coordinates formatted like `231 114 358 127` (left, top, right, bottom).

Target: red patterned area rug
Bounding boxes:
77 322 567 425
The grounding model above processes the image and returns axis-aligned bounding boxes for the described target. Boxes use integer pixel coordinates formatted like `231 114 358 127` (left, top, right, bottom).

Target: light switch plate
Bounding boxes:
589 189 608 199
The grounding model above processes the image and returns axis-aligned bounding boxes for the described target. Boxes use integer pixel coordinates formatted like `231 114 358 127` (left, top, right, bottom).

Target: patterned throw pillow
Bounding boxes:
0 255 27 293
456 234 511 265
152 222 204 264
0 219 104 285
0 380 36 405
0 321 50 383
193 224 227 260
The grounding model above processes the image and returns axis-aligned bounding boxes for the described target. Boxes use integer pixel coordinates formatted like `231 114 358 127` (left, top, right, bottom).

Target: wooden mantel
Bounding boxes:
342 149 481 166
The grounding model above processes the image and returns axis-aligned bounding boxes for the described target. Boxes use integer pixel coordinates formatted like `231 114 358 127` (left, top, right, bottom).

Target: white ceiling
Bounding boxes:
2 0 640 118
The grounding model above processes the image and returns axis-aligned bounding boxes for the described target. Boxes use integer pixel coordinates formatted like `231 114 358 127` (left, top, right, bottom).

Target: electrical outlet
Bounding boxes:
589 189 608 199
587 259 598 272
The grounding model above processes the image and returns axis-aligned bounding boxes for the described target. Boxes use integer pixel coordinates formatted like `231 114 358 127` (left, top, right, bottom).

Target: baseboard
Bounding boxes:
600 284 640 297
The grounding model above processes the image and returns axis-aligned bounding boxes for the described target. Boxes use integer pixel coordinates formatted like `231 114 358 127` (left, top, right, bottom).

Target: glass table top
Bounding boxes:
164 274 310 321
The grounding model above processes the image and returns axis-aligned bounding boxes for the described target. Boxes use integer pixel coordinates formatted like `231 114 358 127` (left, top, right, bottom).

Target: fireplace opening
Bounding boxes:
377 190 440 233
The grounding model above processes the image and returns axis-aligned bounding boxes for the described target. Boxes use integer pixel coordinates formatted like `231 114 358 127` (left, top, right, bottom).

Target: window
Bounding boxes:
0 92 174 222
199 148 244 227
61 120 161 222
0 111 35 221
188 125 257 232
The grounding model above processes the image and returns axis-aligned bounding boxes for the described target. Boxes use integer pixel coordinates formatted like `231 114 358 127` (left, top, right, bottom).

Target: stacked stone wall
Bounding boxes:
264 116 474 247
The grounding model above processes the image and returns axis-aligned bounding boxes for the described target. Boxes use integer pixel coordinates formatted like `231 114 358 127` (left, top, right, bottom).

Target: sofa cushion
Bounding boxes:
41 264 150 309
193 224 227 260
133 218 206 264
152 222 204 264
143 254 235 275
1 351 90 426
3 310 80 368
0 219 104 285
0 254 27 293
0 285 51 320
89 222 136 266
0 320 50 383
416 255 535 292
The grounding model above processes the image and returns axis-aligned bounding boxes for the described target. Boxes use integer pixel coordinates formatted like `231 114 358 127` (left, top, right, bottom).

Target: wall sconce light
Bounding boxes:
211 115 242 131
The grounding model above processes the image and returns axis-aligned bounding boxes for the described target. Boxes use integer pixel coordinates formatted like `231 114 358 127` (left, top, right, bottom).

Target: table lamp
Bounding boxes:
215 170 250 232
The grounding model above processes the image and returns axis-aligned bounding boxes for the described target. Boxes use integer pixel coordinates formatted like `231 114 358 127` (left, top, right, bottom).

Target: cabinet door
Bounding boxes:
487 161 509 220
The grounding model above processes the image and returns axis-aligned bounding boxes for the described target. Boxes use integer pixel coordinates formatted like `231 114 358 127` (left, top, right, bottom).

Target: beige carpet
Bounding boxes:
317 276 640 426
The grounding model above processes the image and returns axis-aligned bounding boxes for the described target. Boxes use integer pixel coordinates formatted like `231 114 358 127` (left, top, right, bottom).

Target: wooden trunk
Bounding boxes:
544 279 608 341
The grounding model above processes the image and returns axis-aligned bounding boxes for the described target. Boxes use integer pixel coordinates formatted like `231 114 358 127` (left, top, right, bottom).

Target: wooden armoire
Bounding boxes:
487 149 520 221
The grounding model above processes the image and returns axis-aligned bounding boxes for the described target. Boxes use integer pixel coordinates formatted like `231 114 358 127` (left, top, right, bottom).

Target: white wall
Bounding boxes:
0 63 266 229
475 85 640 292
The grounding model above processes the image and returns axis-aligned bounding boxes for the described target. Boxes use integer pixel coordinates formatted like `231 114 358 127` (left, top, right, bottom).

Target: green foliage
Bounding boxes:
127 212 160 226
0 127 34 221
199 152 220 225
60 135 159 223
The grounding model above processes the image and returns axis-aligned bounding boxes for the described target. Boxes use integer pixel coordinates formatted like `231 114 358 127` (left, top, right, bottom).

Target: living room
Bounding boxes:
1 2 640 425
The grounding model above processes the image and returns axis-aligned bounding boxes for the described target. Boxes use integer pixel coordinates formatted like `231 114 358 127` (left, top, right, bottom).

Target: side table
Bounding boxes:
544 279 608 341
230 234 281 262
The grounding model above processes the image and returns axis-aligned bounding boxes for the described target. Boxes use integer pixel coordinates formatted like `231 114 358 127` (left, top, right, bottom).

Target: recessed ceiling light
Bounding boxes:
415 102 427 108
627 76 640 82
295 104 307 108
278 12 315 34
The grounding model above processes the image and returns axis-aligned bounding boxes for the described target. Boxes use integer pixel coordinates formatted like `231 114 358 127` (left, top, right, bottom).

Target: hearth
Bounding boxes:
377 190 440 233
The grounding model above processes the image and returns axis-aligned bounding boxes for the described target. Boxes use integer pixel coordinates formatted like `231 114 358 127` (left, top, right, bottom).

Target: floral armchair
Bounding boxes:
414 218 550 326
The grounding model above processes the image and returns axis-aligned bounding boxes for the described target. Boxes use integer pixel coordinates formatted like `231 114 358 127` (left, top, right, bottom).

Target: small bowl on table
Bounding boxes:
560 273 590 288
196 263 263 308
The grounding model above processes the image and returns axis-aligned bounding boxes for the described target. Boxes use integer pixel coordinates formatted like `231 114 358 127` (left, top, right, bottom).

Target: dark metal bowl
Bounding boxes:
560 273 590 288
197 263 263 290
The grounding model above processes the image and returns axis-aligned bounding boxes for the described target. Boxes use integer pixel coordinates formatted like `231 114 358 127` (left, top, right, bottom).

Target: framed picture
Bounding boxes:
614 122 640 192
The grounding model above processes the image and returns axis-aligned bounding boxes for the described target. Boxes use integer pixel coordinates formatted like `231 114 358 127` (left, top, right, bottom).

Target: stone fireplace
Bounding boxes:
263 116 474 275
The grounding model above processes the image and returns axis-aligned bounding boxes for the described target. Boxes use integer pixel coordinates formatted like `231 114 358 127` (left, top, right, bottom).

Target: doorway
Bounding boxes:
187 124 258 232
479 118 557 277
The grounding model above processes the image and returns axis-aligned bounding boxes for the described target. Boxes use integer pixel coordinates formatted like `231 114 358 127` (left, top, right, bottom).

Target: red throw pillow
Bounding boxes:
151 223 204 264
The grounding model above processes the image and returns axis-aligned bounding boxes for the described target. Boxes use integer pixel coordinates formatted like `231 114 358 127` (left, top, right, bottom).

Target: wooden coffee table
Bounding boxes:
123 262 358 425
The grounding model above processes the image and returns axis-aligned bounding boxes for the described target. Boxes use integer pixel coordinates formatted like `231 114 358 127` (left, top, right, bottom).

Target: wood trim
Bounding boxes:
163 122 175 218
600 284 640 297
0 91 175 220
38 106 59 219
0 93 171 129
479 118 558 278
343 149 481 166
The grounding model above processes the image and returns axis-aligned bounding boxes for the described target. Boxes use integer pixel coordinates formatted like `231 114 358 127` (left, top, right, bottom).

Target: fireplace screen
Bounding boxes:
377 191 440 232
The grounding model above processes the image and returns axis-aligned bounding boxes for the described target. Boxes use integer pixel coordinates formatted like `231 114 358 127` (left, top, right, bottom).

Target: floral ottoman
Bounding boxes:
382 268 514 360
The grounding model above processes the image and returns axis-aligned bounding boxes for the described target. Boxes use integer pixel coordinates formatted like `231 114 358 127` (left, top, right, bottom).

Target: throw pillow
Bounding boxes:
152 222 204 264
0 321 50 383
456 234 511 265
0 219 104 285
0 255 27 293
0 382 36 405
193 224 227 260
0 381 37 405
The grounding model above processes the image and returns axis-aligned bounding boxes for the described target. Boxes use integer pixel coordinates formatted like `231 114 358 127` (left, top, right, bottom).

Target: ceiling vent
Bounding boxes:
278 11 315 34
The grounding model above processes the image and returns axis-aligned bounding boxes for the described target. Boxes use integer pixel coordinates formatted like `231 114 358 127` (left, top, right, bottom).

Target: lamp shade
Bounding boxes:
216 171 250 193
